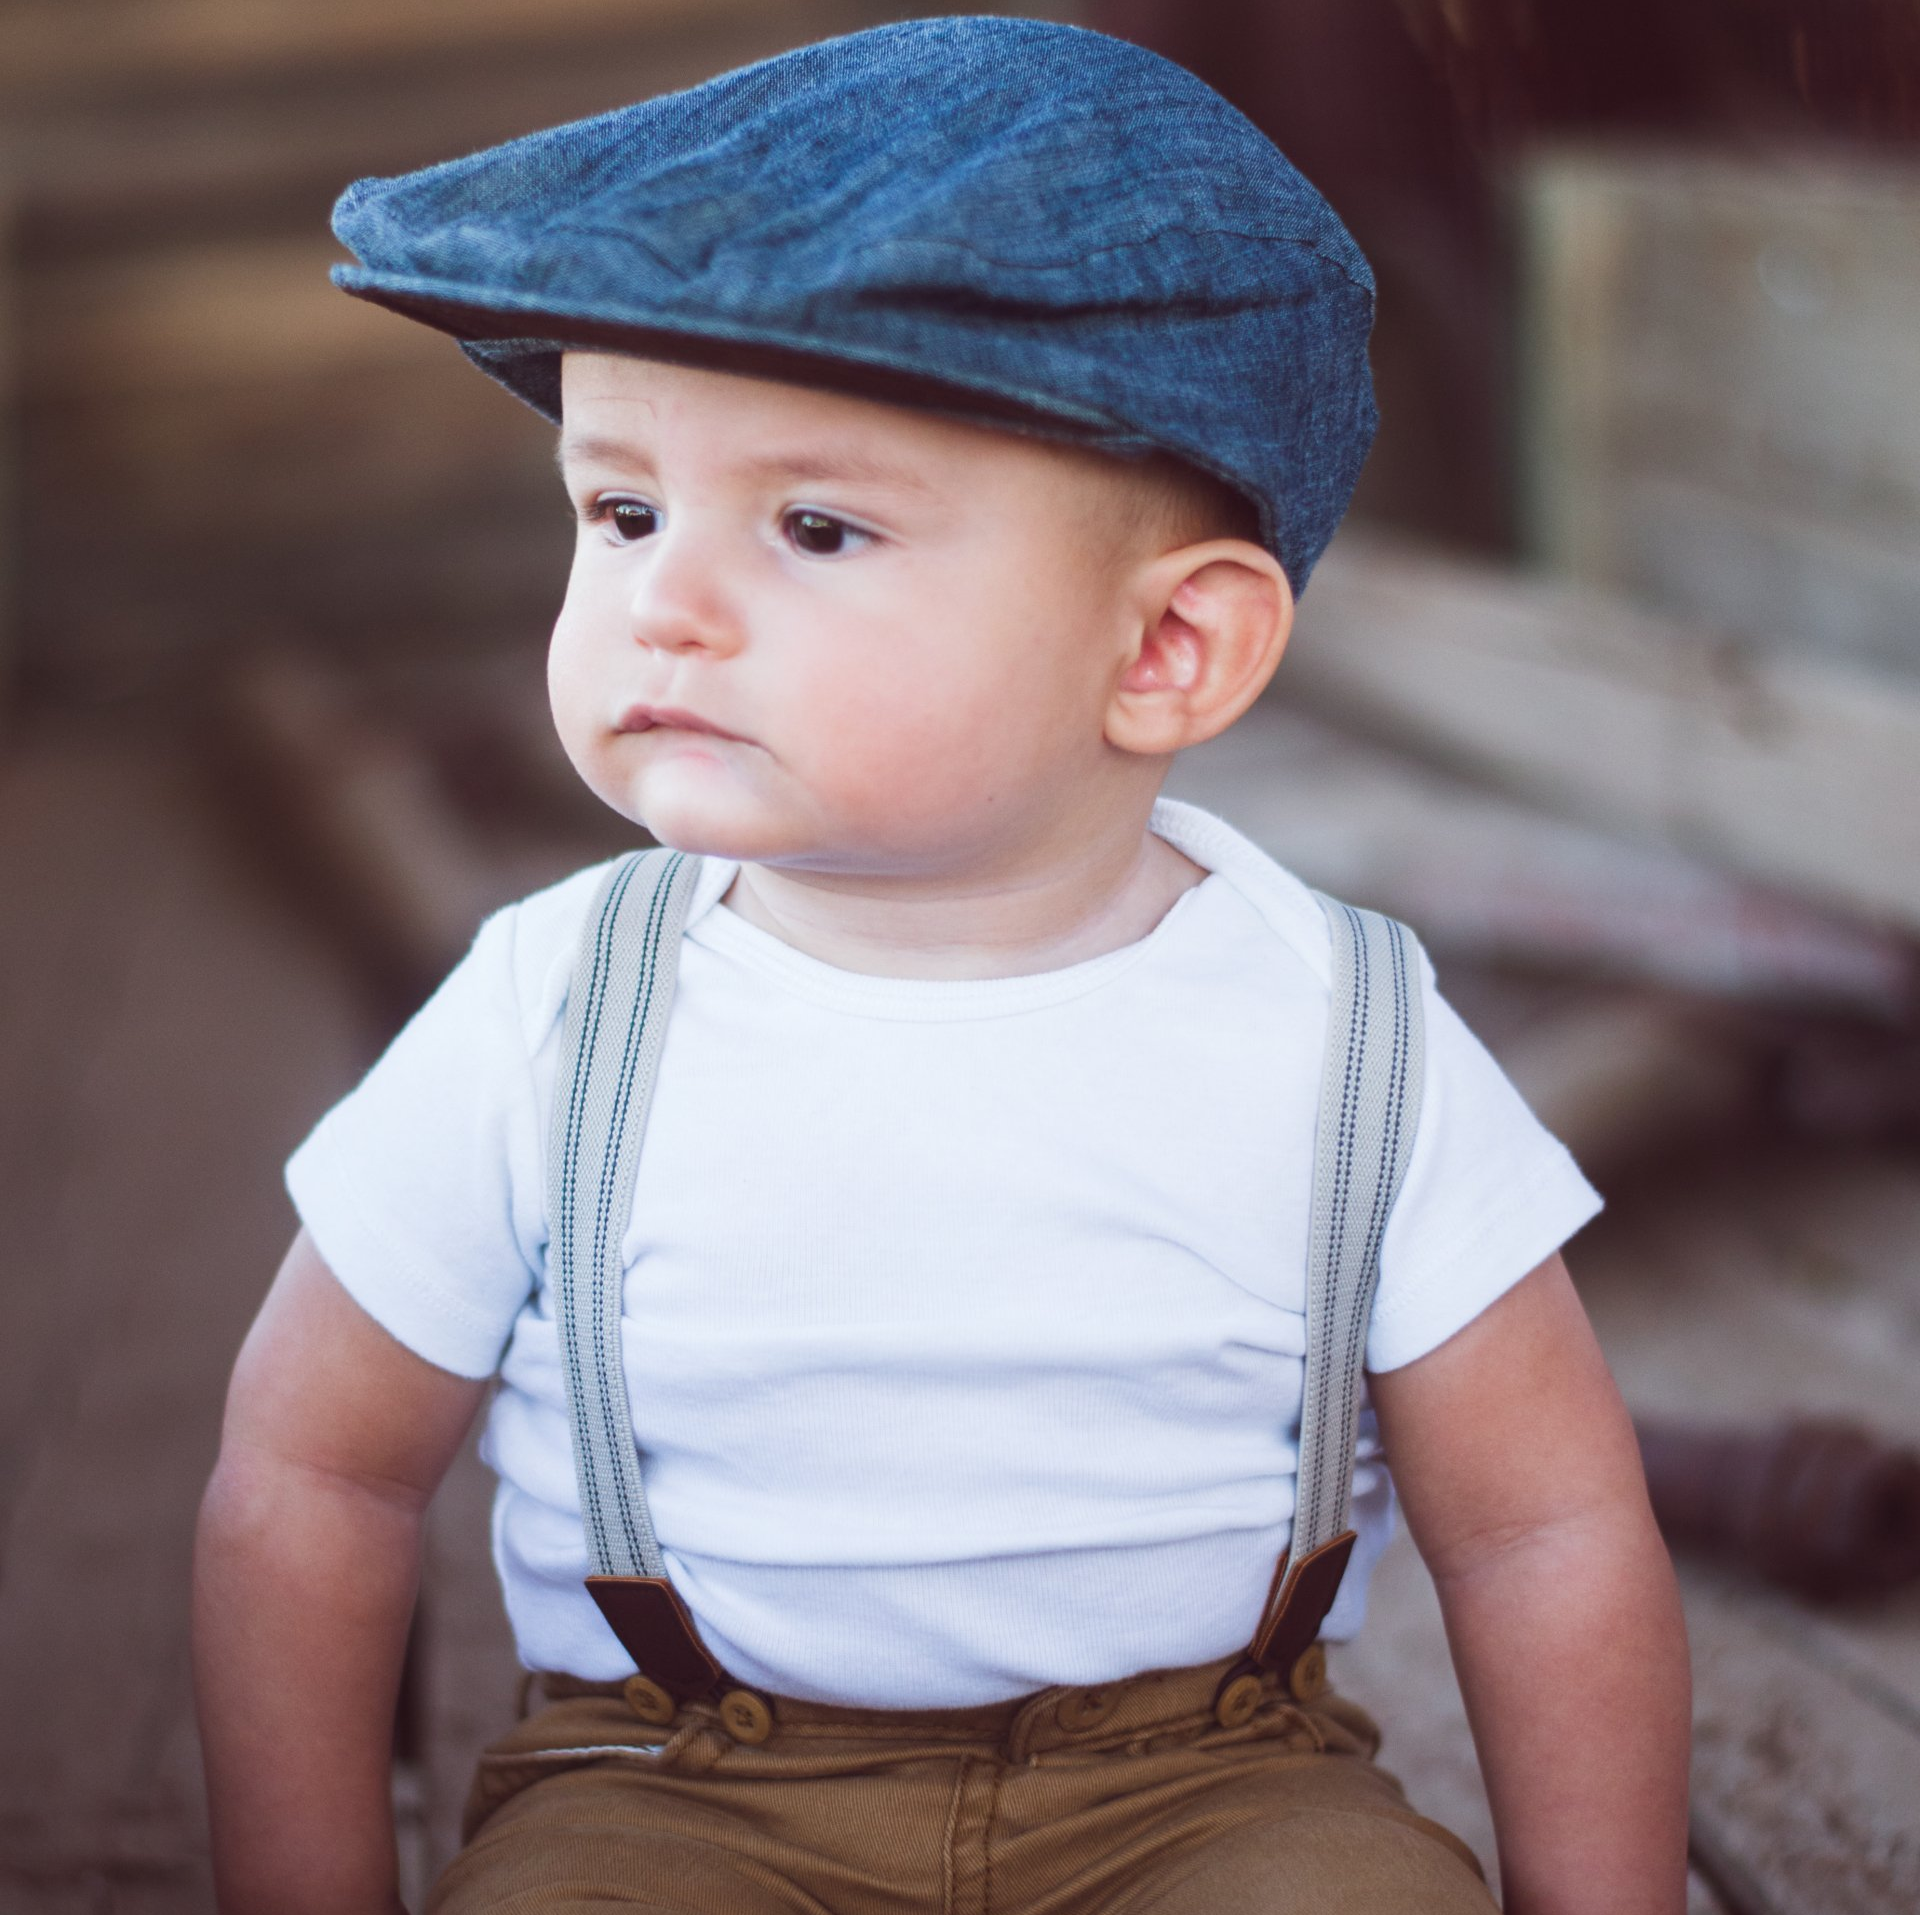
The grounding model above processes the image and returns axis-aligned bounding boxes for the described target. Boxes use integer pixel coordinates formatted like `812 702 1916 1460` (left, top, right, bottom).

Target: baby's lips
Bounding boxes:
615 702 751 743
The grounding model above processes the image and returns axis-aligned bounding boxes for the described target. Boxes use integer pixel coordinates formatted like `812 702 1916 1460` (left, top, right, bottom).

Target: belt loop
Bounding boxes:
1006 1684 1064 1763
1052 1684 1118 1734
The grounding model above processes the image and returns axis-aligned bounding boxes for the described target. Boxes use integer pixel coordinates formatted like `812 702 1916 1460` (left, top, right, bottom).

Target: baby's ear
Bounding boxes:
1105 542 1293 757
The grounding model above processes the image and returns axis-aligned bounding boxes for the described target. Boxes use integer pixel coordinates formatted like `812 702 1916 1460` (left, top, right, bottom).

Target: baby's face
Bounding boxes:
549 352 1147 875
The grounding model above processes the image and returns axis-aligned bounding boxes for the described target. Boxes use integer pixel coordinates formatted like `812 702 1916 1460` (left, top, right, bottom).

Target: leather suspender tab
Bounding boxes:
586 1576 727 1701
1248 1530 1357 1674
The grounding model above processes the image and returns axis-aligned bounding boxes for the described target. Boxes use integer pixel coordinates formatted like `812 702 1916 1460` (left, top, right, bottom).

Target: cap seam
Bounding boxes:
840 228 1374 297
528 222 1373 294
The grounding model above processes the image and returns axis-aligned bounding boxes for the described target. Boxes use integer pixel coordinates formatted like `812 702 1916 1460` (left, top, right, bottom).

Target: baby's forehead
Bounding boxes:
554 350 1112 492
553 351 1252 557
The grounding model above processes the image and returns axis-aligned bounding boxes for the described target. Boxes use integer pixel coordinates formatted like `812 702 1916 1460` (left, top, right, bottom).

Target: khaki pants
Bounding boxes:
432 1650 1493 1913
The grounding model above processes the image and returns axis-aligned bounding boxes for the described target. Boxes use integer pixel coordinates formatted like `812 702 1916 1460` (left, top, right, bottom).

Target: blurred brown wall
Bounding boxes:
0 0 1077 707
1096 0 1920 557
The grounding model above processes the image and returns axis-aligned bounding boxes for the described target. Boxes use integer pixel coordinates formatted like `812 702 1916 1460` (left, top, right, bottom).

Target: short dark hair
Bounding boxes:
1120 453 1266 554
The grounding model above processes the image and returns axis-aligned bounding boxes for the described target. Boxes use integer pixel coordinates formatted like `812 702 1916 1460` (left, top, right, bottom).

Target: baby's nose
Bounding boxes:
627 542 743 657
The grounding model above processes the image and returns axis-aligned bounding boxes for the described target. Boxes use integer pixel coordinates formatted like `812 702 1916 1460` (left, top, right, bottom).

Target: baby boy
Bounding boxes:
193 18 1689 1915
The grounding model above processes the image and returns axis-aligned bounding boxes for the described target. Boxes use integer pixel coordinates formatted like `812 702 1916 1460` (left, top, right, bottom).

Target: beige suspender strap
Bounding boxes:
549 847 723 1699
1246 895 1426 1677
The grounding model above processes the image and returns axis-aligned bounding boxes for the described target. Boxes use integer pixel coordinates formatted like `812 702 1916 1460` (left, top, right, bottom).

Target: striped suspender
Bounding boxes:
548 847 720 1698
1244 896 1426 1677
548 851 1425 1696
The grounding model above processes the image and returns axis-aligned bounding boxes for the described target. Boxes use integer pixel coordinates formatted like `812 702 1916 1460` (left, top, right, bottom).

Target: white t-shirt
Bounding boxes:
287 796 1600 1707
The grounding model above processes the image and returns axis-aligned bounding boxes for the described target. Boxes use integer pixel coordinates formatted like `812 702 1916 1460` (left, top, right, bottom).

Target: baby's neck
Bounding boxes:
718 828 1207 980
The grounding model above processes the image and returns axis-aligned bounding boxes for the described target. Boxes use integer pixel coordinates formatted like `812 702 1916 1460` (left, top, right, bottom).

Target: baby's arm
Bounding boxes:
1370 1253 1690 1915
194 1230 487 1914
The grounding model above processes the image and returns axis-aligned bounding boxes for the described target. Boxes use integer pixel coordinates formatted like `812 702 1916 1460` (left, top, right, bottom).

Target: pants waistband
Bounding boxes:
532 1648 1314 1762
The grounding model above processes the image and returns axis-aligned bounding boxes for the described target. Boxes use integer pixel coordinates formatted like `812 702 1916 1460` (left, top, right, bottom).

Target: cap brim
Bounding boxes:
331 264 1152 448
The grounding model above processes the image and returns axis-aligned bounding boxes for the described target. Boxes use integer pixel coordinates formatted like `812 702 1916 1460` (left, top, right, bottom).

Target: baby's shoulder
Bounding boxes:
465 855 628 1057
1151 796 1341 990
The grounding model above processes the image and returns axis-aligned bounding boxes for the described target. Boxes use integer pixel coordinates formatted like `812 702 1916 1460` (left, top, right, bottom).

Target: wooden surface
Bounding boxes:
3 718 1916 1909
0 182 13 711
1288 532 1920 935
1518 148 1920 685
1585 1145 1920 1914
0 724 374 1909
413 1431 521 1896
0 0 820 98
1333 1142 1920 1915
0 717 540 1908
1167 699 1910 1015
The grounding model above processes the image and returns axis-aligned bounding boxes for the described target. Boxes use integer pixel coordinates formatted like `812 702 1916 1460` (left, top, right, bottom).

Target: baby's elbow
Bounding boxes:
1421 1479 1671 1599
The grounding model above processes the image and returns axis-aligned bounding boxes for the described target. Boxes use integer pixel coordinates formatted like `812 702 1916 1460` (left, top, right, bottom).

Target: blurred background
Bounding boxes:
2 2 1917 1908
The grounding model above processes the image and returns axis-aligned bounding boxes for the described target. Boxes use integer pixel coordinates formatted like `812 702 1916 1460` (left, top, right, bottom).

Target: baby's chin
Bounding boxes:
590 757 1014 877
621 787 838 868
633 802 982 882
579 755 789 859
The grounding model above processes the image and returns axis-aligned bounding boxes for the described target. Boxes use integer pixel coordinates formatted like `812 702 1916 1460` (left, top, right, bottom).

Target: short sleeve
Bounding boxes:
285 904 552 1378
1365 946 1603 1372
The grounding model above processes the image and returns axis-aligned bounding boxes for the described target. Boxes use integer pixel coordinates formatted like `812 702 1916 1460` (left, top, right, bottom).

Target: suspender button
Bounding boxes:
1288 1643 1328 1703
719 1688 775 1744
622 1676 678 1726
1214 1672 1264 1729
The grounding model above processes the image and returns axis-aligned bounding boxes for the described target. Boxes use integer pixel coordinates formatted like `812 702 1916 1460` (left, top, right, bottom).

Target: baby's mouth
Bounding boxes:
615 703 749 743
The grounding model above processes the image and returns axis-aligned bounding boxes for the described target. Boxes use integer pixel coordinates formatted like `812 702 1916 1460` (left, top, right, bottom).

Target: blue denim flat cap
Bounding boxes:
331 15 1376 589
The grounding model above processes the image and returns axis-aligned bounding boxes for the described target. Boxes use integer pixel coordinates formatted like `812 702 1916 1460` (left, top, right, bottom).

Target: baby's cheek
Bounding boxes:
545 622 600 743
548 697 613 809
820 699 987 814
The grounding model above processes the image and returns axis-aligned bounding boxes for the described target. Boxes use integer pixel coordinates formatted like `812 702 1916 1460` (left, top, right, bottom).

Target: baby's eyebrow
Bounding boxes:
552 433 935 496
553 433 649 480
733 448 937 495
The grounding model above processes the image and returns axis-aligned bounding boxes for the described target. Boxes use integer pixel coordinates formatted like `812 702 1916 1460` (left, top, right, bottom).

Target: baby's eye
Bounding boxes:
782 509 868 558
596 499 659 544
